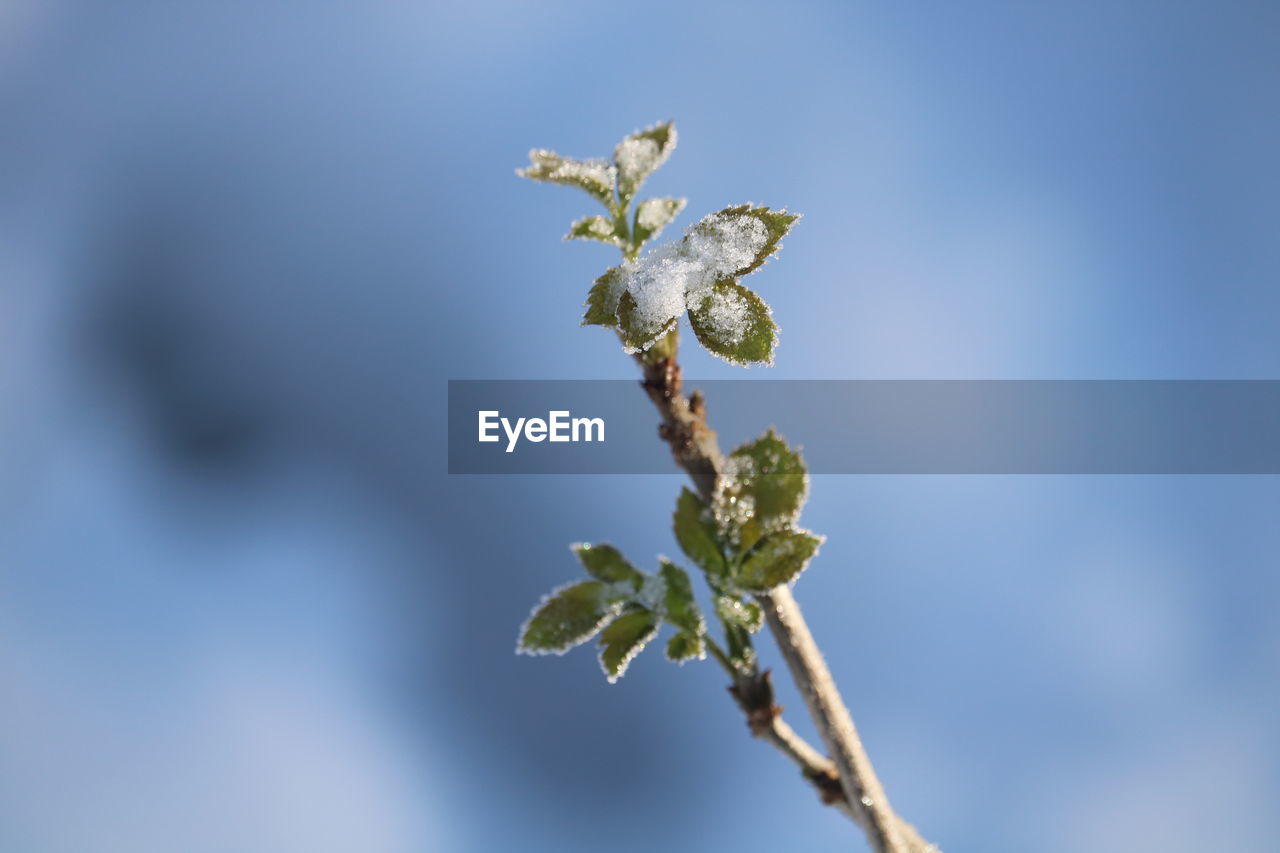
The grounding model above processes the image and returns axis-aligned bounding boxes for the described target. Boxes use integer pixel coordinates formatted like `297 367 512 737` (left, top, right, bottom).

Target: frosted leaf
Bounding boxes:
711 474 757 551
517 580 626 655
607 205 792 357
616 138 660 187
634 571 667 612
658 560 704 635
632 196 686 247
713 429 809 549
672 487 727 577
689 281 777 366
736 529 824 592
615 240 705 351
571 542 643 586
583 266 626 327
697 285 749 343
688 204 801 277
715 596 763 633
518 149 616 206
665 630 706 663
598 608 660 682
566 215 621 246
683 213 771 280
613 121 677 201
617 289 680 353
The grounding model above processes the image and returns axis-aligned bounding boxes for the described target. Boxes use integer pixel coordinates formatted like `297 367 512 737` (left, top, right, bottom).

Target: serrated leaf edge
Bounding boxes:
598 612 661 683
735 527 826 593
515 580 624 657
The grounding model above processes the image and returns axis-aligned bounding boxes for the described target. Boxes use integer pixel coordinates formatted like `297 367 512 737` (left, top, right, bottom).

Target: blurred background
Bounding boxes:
2 2 1277 851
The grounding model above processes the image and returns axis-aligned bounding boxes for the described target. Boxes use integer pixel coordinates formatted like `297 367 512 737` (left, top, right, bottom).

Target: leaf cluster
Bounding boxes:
518 430 821 682
518 122 799 366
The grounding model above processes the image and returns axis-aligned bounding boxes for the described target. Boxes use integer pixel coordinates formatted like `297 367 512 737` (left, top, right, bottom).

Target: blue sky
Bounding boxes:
2 1 1278 851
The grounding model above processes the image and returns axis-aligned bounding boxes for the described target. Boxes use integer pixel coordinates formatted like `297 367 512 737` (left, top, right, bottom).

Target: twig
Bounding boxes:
634 340 936 853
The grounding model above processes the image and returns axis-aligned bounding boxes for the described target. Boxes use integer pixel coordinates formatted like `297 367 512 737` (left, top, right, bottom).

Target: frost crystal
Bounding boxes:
616 210 773 353
635 572 667 612
636 199 673 230
685 213 770 279
614 122 677 198
697 287 750 345
615 137 662 184
551 159 609 183
518 149 616 202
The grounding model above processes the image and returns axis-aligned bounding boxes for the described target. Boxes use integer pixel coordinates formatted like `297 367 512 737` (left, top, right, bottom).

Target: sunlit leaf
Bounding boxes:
518 580 625 654
572 543 643 586
736 529 824 592
715 429 808 549
673 488 727 576
659 560 704 635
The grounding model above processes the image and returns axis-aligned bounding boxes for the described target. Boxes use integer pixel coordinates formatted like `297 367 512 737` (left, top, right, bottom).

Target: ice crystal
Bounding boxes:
634 572 668 612
637 197 678 230
615 137 661 184
696 286 751 345
615 209 775 353
518 149 617 204
614 121 677 199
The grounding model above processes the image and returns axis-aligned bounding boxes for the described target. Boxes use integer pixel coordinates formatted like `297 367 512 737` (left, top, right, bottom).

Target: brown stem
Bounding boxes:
632 337 936 853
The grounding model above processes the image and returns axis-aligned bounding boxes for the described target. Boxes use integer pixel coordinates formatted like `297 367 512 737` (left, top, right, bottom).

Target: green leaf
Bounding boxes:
613 121 677 202
715 595 764 634
715 429 809 549
572 543 643 586
518 580 625 655
665 630 705 663
736 529 824 592
632 197 685 247
688 204 800 278
617 289 679 354
659 560 704 635
518 149 616 206
583 266 625 328
673 488 727 577
598 608 660 682
566 215 622 247
688 280 777 367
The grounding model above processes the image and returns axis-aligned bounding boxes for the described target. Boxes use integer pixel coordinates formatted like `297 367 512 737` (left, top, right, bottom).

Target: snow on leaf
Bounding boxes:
617 289 680 354
517 580 626 655
736 529 824 593
566 214 621 246
598 608 660 682
606 204 796 362
688 205 800 278
632 197 685 247
613 121 677 202
518 149 616 206
688 280 777 366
